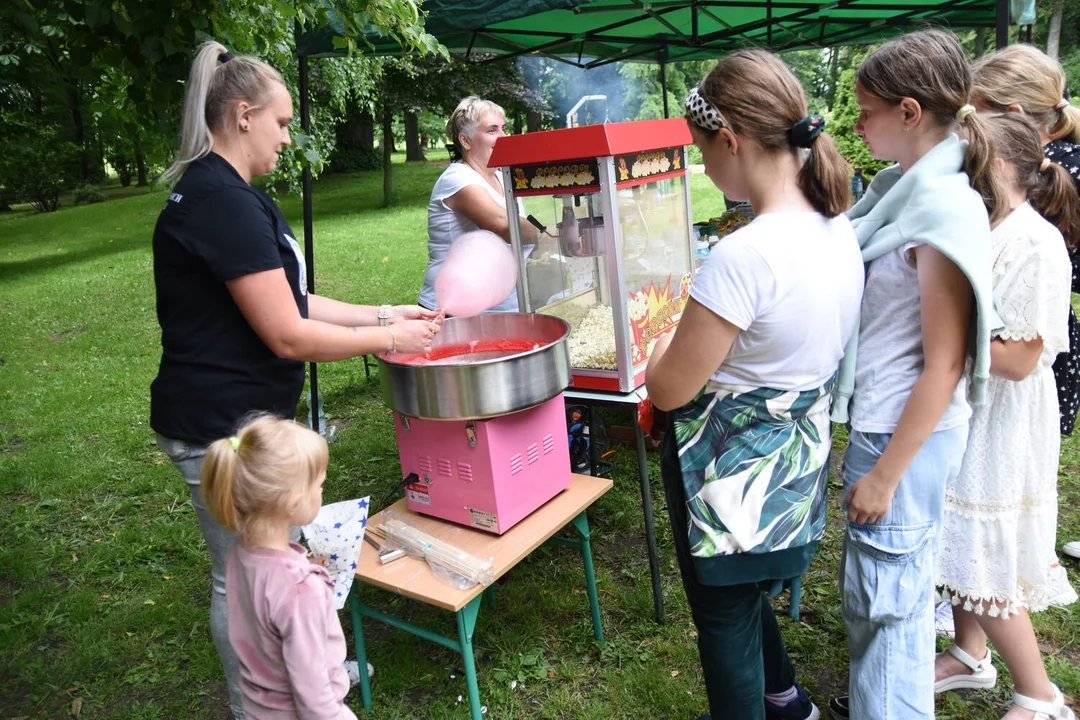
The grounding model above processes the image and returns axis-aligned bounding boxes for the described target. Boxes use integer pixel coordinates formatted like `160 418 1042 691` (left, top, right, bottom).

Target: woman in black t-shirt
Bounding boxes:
151 41 441 718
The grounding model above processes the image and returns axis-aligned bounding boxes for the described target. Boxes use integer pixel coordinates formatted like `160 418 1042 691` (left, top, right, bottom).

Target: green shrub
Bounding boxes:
72 185 106 205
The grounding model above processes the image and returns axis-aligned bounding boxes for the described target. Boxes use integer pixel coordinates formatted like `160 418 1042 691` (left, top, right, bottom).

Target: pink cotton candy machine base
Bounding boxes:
378 314 574 534
395 395 571 534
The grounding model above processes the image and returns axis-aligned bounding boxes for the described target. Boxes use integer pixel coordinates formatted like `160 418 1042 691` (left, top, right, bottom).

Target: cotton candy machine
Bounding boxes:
377 314 573 534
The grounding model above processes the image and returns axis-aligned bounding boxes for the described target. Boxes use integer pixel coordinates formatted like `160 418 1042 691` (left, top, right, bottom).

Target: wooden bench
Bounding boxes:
347 473 612 719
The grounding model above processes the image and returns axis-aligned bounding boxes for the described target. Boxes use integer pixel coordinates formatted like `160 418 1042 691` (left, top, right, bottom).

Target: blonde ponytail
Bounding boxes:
201 434 242 532
1053 104 1080 145
199 414 329 543
972 45 1080 145
162 40 286 184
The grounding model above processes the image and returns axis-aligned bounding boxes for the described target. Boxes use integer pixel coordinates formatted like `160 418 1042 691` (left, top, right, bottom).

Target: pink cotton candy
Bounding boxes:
435 230 519 317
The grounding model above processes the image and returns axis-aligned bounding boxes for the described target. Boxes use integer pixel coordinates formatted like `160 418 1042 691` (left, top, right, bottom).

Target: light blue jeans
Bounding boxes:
157 434 246 720
839 426 968 720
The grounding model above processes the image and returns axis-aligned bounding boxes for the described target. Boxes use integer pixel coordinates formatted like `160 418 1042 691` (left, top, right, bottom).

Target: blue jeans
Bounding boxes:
839 426 968 720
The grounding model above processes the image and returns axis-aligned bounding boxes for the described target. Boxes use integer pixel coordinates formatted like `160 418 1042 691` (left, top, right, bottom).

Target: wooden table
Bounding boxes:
347 473 612 719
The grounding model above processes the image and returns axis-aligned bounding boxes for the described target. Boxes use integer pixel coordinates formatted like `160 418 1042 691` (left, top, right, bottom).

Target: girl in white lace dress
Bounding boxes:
935 113 1080 720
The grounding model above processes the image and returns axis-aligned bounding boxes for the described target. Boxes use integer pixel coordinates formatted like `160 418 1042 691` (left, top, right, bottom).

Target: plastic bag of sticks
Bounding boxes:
376 511 495 589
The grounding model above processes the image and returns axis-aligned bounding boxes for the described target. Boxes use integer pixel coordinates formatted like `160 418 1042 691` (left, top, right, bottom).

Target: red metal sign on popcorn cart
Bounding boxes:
489 119 697 392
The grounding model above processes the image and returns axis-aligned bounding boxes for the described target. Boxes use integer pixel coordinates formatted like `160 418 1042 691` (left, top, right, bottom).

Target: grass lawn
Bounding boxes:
1 157 1077 719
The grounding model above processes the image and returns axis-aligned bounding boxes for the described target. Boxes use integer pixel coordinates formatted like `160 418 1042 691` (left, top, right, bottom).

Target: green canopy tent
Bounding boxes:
298 0 1008 65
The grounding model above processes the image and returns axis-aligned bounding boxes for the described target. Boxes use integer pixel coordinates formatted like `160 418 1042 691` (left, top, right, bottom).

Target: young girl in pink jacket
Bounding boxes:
202 415 357 719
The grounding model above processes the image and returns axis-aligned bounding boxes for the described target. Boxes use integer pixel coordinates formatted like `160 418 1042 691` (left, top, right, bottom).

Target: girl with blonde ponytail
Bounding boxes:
827 29 1002 720
934 112 1076 720
152 40 438 717
647 48 864 720
200 416 359 718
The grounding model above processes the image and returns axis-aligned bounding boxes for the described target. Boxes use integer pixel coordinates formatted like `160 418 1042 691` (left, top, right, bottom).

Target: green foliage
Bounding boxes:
2 133 81 212
72 184 106 205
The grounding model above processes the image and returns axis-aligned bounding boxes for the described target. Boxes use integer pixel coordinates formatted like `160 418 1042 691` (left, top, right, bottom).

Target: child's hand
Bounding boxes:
846 466 898 524
306 552 329 567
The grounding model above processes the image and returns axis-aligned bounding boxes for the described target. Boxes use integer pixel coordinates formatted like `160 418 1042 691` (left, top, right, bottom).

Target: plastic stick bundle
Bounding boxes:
377 511 495 589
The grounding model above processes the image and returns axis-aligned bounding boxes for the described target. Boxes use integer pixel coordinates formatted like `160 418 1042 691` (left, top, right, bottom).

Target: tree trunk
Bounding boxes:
975 27 987 56
1047 0 1064 59
526 109 542 134
404 111 425 162
827 47 841 111
382 107 393 208
69 86 89 183
134 129 148 187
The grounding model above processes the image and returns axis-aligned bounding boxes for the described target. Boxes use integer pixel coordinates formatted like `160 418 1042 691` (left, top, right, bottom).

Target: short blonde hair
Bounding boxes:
163 40 286 183
201 414 328 543
972 45 1080 144
446 96 506 156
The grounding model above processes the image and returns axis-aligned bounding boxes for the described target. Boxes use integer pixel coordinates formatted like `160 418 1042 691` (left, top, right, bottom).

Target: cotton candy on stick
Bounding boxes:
434 230 518 317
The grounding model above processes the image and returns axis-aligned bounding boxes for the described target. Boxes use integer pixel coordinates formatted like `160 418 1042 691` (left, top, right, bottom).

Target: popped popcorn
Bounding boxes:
568 305 618 370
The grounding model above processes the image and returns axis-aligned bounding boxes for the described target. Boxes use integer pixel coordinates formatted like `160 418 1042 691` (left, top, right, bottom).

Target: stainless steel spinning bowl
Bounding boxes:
376 313 571 420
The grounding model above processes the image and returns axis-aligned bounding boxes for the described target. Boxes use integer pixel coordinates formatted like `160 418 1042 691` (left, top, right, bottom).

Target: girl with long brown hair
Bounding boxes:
828 29 1003 719
647 49 863 720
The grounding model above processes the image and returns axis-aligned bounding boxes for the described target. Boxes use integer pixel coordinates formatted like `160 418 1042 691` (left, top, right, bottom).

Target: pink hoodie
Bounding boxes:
226 542 357 719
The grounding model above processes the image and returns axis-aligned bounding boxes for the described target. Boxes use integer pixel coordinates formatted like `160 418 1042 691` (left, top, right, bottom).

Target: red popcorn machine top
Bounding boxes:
489 119 697 392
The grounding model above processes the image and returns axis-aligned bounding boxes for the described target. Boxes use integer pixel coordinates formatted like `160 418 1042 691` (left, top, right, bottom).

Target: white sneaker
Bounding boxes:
1063 541 1080 560
1048 564 1079 608
935 599 956 638
344 660 374 686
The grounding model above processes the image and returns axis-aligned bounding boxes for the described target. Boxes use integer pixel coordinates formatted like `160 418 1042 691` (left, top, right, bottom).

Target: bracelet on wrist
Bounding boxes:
386 325 396 354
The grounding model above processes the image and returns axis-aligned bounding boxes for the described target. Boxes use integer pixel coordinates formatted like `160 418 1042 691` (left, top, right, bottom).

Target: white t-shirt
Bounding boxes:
419 162 519 313
690 212 864 391
849 241 972 433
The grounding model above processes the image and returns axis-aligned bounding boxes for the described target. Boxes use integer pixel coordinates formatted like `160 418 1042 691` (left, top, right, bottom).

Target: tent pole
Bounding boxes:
995 0 1008 48
298 50 321 435
659 54 669 118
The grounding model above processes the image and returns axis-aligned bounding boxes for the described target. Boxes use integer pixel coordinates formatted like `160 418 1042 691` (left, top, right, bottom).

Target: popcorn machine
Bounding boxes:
489 119 697 392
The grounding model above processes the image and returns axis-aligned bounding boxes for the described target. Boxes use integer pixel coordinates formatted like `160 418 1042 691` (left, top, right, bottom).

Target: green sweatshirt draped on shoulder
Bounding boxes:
832 134 1001 423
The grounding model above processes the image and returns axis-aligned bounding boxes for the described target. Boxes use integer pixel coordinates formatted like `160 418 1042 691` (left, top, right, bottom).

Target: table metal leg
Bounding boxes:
788 576 802 621
570 511 604 644
634 408 665 624
456 596 484 720
348 589 374 710
587 405 600 476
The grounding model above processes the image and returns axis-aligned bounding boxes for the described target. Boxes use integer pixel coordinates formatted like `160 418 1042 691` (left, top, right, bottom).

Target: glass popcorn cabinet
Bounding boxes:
489 119 697 392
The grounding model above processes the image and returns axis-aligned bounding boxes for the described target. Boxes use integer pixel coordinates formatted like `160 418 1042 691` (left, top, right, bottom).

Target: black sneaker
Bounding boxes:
827 696 849 719
765 684 820 720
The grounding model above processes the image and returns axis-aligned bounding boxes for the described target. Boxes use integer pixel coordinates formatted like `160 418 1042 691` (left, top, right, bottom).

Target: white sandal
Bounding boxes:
1012 684 1076 720
934 644 998 693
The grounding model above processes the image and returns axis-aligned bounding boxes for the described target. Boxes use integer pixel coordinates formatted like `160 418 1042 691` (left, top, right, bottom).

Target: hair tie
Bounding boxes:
685 86 724 131
229 436 240 451
1040 157 1052 172
220 51 234 64
955 104 976 124
1055 98 1070 111
790 114 826 148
